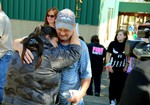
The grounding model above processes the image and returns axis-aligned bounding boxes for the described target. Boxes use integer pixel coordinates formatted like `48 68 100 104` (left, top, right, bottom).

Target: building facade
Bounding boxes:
1 0 150 45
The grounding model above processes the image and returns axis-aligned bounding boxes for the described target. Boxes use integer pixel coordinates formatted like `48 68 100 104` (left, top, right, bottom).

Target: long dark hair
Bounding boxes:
114 29 128 43
21 27 43 69
21 26 57 69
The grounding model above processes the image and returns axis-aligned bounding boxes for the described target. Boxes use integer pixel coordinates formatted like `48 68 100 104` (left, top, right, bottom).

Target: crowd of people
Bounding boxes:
0 1 150 105
0 3 91 105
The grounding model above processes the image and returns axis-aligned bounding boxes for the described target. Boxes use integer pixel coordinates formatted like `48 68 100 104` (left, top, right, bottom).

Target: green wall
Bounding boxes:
119 2 150 13
1 0 101 26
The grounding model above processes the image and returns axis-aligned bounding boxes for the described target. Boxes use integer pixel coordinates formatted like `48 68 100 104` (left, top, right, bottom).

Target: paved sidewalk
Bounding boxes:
84 71 110 105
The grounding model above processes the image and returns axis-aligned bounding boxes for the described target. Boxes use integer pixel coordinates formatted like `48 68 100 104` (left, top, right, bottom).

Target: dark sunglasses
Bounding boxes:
47 15 55 18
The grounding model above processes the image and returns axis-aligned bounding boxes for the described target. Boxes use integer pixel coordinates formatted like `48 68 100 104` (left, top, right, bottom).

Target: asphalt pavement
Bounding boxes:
84 71 110 105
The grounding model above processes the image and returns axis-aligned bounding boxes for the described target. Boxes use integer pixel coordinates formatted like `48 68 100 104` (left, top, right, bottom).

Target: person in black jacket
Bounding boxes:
3 26 81 105
86 35 106 96
119 60 150 105
119 20 150 105
106 29 129 105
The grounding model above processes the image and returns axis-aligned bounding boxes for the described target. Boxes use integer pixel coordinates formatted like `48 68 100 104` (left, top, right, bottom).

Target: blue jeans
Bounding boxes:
0 51 12 103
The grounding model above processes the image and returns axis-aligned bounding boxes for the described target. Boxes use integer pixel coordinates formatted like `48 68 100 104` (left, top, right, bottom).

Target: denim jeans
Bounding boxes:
0 51 12 103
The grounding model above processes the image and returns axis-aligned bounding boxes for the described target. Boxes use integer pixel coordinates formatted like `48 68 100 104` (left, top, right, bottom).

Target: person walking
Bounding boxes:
106 29 129 105
86 35 106 96
0 2 13 104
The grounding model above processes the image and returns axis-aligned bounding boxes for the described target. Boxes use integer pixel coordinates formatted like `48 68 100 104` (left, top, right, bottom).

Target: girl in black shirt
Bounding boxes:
106 29 129 105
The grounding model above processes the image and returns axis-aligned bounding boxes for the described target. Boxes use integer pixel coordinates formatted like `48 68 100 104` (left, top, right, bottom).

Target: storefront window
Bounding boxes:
117 12 150 39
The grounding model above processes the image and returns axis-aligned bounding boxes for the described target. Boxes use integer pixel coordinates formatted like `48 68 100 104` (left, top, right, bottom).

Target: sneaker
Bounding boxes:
110 100 115 105
95 93 100 97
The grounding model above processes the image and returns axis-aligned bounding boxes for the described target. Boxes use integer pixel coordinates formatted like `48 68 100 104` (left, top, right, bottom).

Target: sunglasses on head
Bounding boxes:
47 15 55 18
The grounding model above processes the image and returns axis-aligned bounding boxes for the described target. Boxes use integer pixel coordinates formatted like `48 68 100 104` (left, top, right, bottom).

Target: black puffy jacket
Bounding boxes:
3 36 81 105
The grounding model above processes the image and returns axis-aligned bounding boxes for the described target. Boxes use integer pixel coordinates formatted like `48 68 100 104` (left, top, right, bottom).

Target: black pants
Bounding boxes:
87 69 102 95
109 69 127 104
